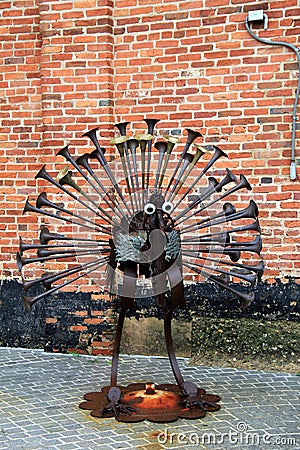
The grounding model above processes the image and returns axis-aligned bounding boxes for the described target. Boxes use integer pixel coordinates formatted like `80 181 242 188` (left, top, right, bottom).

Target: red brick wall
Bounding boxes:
1 1 300 289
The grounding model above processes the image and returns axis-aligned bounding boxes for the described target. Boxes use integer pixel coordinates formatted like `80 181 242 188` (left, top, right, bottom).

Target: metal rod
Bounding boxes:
171 146 227 212
180 200 258 235
171 145 207 199
183 253 264 279
22 257 108 312
158 135 181 190
83 127 132 216
35 166 111 235
23 199 108 235
183 261 255 308
165 128 202 198
144 118 160 201
176 174 252 227
39 227 107 245
153 141 168 193
76 153 126 221
22 257 103 292
36 191 111 230
164 308 185 390
114 122 139 213
57 147 120 227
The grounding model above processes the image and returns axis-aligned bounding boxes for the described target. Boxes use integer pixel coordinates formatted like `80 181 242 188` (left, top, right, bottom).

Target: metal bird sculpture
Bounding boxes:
17 119 263 422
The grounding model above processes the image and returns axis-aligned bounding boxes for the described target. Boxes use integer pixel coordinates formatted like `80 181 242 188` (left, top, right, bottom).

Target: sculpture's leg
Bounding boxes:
164 307 220 412
163 265 186 389
110 262 137 387
164 307 184 390
105 263 137 417
110 306 127 388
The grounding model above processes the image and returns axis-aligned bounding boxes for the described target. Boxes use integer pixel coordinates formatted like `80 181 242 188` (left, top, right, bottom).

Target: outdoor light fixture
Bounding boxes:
245 10 300 180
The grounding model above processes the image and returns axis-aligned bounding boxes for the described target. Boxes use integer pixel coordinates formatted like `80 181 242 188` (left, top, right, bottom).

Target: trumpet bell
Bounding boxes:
134 133 153 141
55 166 70 182
110 136 128 145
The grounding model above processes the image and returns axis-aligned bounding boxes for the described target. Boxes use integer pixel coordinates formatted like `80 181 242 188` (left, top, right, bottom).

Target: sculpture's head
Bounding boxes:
143 193 174 233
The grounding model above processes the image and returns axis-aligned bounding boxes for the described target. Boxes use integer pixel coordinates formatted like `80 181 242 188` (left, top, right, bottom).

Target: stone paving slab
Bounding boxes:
0 347 299 449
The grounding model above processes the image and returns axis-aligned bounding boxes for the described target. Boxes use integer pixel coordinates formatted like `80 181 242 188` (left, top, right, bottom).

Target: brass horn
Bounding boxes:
183 128 202 154
182 202 236 235
134 133 153 191
22 273 52 292
57 144 123 225
127 138 142 208
165 128 202 196
181 200 259 236
193 261 257 286
83 130 123 207
40 227 67 244
211 277 256 309
196 219 261 242
169 152 194 196
214 169 238 193
57 145 108 206
36 193 107 230
89 146 132 215
110 136 134 209
56 167 108 217
34 166 111 234
56 167 81 192
198 255 264 281
177 174 253 227
39 226 105 245
182 247 241 263
114 121 130 137
23 199 101 234
224 235 262 255
22 257 102 292
154 141 168 191
16 250 87 271
114 123 140 209
158 134 182 189
172 145 208 197
19 237 97 256
186 235 262 258
37 248 102 259
175 170 235 223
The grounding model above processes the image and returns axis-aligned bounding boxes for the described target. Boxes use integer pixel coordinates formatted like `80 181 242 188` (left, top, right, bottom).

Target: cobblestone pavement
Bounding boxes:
0 347 299 450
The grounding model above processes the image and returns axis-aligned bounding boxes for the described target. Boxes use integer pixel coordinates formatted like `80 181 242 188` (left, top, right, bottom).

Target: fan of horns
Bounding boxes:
17 118 263 421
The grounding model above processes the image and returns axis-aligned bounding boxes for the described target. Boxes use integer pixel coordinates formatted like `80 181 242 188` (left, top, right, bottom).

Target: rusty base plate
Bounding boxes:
79 383 221 423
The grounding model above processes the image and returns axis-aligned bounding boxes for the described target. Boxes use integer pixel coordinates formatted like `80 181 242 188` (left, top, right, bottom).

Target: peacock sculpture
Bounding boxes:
17 119 263 422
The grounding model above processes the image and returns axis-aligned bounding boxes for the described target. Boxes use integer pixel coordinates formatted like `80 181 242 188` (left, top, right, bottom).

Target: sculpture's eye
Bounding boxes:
162 201 173 214
144 203 156 215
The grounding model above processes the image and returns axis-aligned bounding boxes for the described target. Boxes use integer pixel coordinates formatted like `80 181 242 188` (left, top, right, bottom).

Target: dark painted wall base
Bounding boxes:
0 280 115 354
0 279 299 354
